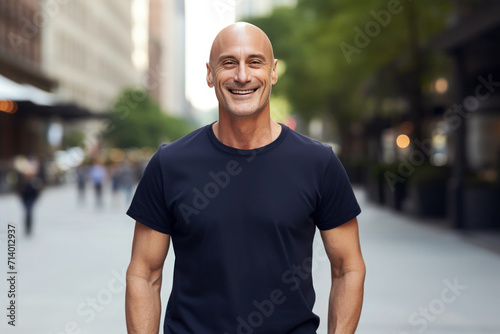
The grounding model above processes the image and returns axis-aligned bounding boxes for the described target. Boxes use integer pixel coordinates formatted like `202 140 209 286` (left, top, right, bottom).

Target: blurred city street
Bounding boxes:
0 182 499 334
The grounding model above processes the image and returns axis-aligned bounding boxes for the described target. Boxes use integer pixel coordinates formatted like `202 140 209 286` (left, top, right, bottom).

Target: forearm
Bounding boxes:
126 274 162 334
327 269 365 334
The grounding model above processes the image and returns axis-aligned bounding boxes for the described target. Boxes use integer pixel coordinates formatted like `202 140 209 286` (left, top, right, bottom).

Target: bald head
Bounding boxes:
209 22 274 67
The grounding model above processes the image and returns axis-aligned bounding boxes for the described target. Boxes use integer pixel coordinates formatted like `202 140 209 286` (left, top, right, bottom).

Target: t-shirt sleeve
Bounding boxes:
314 148 361 230
126 146 173 234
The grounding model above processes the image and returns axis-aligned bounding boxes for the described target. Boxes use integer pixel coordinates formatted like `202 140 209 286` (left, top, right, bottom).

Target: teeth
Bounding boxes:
230 89 255 94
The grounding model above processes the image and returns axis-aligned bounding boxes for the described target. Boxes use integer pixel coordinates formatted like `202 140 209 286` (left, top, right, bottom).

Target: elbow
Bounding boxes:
333 258 366 282
353 258 366 282
126 264 163 292
357 257 366 277
358 260 366 283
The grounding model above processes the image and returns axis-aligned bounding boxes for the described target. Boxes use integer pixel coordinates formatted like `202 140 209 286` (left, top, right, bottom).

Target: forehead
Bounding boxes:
211 26 273 63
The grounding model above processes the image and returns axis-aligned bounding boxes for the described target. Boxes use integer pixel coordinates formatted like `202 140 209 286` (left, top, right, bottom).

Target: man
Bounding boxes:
126 22 365 334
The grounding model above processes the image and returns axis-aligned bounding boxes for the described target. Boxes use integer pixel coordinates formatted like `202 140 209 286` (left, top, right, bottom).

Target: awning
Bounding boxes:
0 74 57 106
0 74 109 119
1 100 110 120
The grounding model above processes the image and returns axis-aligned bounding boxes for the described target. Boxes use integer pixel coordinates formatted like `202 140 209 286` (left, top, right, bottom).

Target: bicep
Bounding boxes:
320 217 365 277
128 221 170 280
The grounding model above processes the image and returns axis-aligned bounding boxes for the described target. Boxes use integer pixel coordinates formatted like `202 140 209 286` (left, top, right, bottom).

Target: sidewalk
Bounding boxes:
353 189 500 334
0 183 499 333
0 183 136 333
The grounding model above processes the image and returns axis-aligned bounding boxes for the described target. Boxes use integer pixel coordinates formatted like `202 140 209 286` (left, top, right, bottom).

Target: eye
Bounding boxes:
249 59 264 67
223 60 236 66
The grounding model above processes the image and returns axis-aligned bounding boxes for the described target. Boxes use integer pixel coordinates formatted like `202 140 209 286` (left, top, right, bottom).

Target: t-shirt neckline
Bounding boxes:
206 121 288 156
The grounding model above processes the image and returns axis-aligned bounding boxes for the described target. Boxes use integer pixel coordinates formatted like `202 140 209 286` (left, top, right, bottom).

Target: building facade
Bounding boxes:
161 0 188 116
0 0 54 90
147 0 163 103
0 0 56 165
42 0 138 113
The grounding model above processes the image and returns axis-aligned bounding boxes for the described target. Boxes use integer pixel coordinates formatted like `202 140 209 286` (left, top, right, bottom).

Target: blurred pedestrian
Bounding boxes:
119 158 135 205
16 159 43 236
110 162 122 206
89 159 106 208
126 23 365 334
76 162 89 204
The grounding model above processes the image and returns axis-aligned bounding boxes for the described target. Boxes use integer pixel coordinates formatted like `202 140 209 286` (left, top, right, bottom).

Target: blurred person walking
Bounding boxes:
119 158 136 205
89 159 106 208
76 162 89 204
110 162 122 206
16 158 43 236
126 23 365 334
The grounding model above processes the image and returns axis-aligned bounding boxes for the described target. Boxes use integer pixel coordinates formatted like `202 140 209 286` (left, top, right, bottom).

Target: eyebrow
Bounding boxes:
217 53 267 63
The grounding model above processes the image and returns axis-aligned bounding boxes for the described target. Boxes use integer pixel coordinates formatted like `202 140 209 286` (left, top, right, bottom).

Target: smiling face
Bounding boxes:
206 23 278 117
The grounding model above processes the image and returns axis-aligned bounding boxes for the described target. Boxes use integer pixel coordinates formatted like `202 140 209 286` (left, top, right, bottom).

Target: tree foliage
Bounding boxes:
248 0 453 126
106 88 194 149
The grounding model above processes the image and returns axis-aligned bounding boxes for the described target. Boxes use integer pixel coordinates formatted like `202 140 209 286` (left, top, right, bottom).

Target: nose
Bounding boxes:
235 62 251 83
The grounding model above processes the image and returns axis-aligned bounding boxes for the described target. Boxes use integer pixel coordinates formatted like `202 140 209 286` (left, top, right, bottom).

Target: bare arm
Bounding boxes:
126 222 170 334
320 217 366 334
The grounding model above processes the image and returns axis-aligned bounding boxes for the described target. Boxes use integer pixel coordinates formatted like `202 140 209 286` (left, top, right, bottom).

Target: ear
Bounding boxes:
271 59 278 85
206 63 214 88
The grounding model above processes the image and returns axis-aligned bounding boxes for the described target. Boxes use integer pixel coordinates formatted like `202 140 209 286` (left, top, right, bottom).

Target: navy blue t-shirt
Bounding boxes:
127 123 361 334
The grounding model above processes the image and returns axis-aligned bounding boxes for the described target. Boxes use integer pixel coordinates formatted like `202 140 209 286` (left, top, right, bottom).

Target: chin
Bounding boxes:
224 104 260 116
228 109 260 117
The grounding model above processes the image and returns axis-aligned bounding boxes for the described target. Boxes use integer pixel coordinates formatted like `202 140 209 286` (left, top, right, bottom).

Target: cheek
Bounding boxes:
214 69 233 83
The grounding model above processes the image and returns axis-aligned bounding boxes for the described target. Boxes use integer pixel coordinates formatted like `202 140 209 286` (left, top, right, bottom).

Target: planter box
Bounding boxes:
463 186 500 229
365 178 384 204
345 164 366 185
383 181 406 211
406 185 447 218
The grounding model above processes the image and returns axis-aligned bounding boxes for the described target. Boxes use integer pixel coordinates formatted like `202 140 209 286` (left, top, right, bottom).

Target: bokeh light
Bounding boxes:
396 134 410 149
434 78 449 94
0 99 18 114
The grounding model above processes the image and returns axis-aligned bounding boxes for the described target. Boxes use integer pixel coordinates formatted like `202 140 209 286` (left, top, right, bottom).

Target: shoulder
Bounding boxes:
139 126 210 180
163 125 208 149
156 125 209 161
284 127 335 162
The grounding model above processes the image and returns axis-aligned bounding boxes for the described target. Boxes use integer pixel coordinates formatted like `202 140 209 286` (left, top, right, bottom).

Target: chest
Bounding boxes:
167 157 321 238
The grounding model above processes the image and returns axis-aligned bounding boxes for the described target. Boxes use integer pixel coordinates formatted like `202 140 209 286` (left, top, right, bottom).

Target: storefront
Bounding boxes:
435 2 500 228
0 74 104 192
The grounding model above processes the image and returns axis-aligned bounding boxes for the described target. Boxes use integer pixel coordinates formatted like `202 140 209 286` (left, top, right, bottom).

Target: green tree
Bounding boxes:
61 130 85 149
248 0 453 134
106 88 193 149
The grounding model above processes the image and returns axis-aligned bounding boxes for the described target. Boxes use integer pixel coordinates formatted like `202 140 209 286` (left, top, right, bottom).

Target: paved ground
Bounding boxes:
0 181 499 334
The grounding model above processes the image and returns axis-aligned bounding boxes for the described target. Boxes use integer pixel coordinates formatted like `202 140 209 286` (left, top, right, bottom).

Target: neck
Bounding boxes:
213 112 281 150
